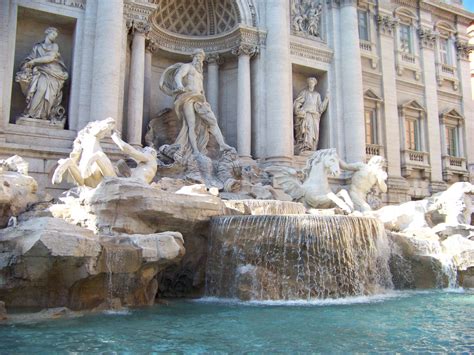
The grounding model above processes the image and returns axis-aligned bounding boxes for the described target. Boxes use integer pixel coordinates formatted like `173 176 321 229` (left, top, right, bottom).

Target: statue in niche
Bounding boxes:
52 118 158 188
293 77 329 154
15 27 69 126
159 49 233 160
342 155 388 212
291 0 323 39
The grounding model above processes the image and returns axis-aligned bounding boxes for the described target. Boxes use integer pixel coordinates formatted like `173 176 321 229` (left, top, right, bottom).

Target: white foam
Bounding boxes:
194 292 404 307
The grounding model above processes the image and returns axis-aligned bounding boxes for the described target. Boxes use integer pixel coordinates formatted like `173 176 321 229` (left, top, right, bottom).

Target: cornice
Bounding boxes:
123 0 157 23
149 24 266 55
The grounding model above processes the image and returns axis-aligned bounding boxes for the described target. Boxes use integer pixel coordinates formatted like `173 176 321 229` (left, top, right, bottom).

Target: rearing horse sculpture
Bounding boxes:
267 149 354 212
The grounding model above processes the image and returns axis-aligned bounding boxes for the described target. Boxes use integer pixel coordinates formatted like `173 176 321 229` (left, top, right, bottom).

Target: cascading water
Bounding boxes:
205 215 393 300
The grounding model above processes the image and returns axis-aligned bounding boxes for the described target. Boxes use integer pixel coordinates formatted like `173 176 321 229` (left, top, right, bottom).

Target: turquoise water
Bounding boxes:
0 290 472 353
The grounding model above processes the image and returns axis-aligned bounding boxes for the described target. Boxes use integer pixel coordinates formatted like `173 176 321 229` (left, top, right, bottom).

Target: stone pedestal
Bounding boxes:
16 116 66 130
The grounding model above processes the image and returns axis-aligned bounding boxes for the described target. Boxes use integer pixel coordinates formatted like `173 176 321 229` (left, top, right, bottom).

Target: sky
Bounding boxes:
465 0 474 12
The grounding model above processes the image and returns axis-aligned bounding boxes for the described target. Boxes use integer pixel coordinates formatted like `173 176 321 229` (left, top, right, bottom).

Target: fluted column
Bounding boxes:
419 27 443 183
264 0 293 164
339 1 365 162
205 54 222 121
126 21 148 147
144 39 157 140
89 0 123 122
233 45 257 158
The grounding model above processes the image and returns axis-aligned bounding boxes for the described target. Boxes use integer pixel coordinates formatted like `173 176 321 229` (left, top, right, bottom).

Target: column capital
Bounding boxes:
126 19 150 35
145 38 158 53
205 53 224 65
377 15 398 37
455 39 471 61
418 27 437 50
232 44 258 58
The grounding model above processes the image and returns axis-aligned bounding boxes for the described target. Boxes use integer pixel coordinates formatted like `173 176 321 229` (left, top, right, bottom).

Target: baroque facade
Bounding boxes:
0 0 473 203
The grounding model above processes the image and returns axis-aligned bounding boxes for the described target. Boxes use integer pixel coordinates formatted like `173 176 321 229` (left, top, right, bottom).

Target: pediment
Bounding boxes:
364 89 383 102
400 99 425 112
440 108 464 121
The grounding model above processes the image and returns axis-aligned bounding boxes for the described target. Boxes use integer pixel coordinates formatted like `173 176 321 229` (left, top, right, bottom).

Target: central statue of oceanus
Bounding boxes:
159 49 233 159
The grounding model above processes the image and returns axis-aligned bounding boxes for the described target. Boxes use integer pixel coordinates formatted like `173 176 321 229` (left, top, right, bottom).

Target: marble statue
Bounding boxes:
374 182 474 231
15 27 69 124
293 77 329 154
291 0 323 39
267 149 354 212
159 49 233 159
428 181 474 225
111 132 158 184
52 118 117 188
341 155 388 212
0 155 30 175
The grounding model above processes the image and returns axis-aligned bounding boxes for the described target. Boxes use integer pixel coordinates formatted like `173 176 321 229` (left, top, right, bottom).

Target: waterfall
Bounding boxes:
224 200 307 215
205 215 393 300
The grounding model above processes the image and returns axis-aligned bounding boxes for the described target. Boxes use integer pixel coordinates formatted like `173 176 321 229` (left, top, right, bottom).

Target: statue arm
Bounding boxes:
339 159 364 172
111 132 150 163
26 44 59 66
174 64 190 91
377 170 388 193
320 95 329 114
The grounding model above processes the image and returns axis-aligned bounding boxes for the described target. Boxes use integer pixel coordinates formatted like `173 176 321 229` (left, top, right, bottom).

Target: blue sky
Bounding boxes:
465 0 474 12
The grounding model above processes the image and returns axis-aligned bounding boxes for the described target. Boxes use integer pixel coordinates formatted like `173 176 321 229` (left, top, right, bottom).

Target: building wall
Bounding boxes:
0 0 472 200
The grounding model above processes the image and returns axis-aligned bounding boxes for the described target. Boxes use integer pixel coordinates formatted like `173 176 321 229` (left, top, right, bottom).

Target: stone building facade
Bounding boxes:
0 0 473 202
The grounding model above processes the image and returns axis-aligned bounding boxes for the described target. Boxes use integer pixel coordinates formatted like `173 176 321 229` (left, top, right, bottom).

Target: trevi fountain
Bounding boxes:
0 0 473 353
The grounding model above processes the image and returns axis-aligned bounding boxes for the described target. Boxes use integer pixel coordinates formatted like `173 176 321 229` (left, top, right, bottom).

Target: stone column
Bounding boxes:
143 39 157 141
205 54 222 121
264 0 293 164
339 1 365 163
419 28 443 185
126 21 149 147
233 45 257 158
89 0 124 123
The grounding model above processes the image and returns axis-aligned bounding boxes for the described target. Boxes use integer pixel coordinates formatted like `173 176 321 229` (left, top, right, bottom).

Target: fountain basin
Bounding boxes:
206 215 392 300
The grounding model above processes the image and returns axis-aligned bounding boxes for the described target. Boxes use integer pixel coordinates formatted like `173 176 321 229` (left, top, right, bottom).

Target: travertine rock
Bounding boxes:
50 177 236 297
0 157 38 227
0 217 184 310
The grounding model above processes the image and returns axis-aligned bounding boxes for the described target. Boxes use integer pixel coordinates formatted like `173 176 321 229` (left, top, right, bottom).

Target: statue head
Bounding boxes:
303 148 340 178
307 77 317 91
192 49 205 73
367 155 385 169
83 117 116 139
45 27 59 41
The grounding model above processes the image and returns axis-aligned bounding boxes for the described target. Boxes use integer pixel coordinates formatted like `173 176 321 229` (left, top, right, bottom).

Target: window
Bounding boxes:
405 119 420 151
445 125 458 156
364 109 377 144
439 37 453 66
358 10 369 41
399 24 412 54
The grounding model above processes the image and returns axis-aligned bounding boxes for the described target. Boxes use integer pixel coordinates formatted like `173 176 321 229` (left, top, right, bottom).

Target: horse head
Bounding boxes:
303 148 340 179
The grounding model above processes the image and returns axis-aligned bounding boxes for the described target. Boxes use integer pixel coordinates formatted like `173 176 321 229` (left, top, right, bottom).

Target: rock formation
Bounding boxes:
0 217 184 309
0 155 38 227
